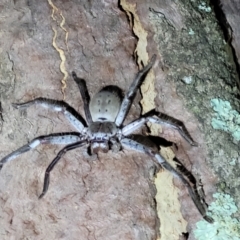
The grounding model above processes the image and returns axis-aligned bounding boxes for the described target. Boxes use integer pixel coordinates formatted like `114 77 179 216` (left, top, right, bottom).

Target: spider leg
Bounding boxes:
0 133 84 170
115 55 156 127
39 140 86 199
12 98 87 132
122 109 197 146
120 137 213 223
72 72 93 124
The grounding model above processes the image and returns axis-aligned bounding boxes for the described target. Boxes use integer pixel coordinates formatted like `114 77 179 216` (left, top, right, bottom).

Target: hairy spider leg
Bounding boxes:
120 137 213 223
72 72 93 124
115 54 157 127
0 133 84 170
12 97 87 132
122 109 198 146
38 140 87 199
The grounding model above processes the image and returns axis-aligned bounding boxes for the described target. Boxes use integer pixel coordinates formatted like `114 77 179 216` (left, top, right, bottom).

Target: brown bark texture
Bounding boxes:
0 0 239 240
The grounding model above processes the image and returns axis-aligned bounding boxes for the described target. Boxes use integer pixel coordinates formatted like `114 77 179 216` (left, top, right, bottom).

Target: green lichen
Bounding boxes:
198 2 211 13
194 193 240 240
210 98 240 141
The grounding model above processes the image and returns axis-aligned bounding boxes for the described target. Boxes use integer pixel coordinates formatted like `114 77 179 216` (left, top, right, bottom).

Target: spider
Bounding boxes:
0 55 212 222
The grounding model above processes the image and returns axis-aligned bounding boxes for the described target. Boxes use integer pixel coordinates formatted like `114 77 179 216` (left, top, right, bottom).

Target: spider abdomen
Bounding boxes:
89 86 122 122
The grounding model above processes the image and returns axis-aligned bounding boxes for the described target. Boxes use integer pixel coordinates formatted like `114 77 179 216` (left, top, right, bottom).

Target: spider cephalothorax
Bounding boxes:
0 55 213 222
86 85 123 154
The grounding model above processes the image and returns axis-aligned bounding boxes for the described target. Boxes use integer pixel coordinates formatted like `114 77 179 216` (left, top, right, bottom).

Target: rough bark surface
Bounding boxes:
219 1 240 75
0 0 239 240
217 0 240 196
148 0 240 239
